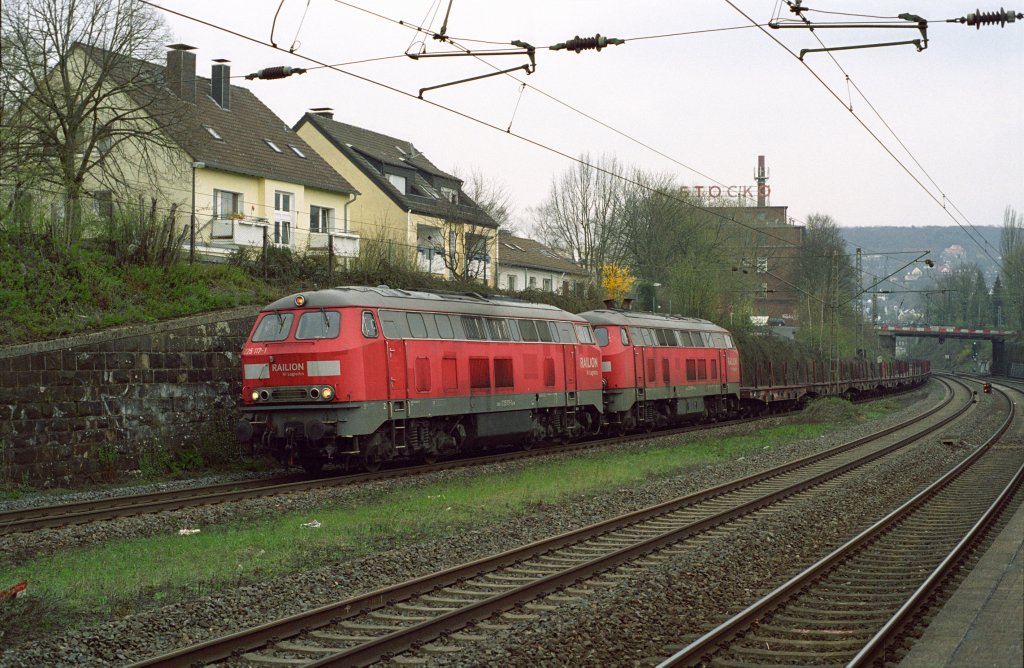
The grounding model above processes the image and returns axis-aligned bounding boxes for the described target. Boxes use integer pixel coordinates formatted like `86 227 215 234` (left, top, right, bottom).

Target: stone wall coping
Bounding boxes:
0 305 262 358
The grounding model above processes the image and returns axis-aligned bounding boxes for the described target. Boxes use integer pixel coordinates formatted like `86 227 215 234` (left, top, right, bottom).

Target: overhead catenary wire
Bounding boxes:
773 1 1004 264
325 1 742 188
724 0 1006 273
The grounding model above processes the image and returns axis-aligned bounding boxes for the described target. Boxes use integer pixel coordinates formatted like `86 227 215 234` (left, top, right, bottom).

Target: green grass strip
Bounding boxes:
1 422 833 619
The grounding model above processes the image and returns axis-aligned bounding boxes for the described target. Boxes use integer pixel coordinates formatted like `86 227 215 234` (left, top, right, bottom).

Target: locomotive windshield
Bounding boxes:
295 310 341 340
252 312 294 342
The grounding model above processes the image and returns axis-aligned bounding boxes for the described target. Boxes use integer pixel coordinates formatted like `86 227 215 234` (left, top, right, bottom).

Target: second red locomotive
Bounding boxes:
579 309 741 431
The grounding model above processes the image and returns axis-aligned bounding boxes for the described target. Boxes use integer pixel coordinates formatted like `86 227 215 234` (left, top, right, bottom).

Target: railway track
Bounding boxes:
658 379 1021 667
0 382 930 535
129 377 972 667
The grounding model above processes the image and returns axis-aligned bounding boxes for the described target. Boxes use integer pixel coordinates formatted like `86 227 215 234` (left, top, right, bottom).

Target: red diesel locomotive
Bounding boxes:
579 309 741 431
237 286 604 472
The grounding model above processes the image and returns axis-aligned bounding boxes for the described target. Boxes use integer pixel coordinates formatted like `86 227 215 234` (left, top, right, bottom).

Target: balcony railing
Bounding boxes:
309 231 360 258
211 215 269 247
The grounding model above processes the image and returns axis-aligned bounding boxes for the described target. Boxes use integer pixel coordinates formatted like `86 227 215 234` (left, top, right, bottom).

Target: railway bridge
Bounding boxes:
874 324 1018 374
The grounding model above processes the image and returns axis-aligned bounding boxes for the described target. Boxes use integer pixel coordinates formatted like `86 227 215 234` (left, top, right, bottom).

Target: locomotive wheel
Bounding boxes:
362 455 381 472
421 450 438 465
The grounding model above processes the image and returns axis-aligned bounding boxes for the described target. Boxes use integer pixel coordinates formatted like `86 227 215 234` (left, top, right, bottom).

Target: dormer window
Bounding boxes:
440 187 458 204
387 173 407 194
264 139 283 153
288 144 306 158
204 125 224 141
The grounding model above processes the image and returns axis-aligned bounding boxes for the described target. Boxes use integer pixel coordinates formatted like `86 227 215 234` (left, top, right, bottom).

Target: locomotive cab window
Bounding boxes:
379 310 406 339
620 328 630 345
295 310 340 340
555 321 575 343
361 311 379 338
252 312 294 342
594 327 609 347
575 324 595 345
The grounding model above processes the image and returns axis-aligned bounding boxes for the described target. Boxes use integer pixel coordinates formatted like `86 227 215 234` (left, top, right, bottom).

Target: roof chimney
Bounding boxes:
755 155 770 207
166 44 197 103
212 59 230 110
310 107 334 120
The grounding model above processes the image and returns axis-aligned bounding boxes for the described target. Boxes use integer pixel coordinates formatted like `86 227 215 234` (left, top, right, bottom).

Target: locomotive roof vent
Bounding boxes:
603 299 618 309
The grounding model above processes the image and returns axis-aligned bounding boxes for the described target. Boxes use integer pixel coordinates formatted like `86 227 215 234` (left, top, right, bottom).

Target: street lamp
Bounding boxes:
190 160 206 264
652 282 661 312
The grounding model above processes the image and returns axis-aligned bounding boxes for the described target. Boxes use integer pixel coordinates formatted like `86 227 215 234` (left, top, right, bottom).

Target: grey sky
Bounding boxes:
156 1 1023 235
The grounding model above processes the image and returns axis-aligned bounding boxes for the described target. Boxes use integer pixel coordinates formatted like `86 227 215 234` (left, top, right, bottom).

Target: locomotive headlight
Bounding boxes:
250 390 260 402
321 386 334 400
294 294 306 307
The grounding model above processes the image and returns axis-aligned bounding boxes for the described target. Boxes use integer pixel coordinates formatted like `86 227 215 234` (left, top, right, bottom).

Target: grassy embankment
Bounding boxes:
0 398 900 645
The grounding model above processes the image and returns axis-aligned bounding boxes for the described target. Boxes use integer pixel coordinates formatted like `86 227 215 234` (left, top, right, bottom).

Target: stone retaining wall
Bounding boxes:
0 306 261 487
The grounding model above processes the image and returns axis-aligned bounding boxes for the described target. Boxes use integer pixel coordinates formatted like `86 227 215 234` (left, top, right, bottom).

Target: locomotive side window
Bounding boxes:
620 328 630 345
252 312 294 342
594 327 609 347
536 320 555 343
628 327 642 345
407 312 428 338
576 324 596 345
507 319 522 341
519 319 539 342
724 334 734 348
361 311 378 338
643 329 656 346
655 329 669 346
462 316 485 340
676 331 691 346
434 314 455 339
485 318 511 341
295 310 340 340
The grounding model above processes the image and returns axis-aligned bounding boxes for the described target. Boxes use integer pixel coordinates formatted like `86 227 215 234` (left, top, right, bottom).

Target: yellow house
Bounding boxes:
294 112 499 286
159 46 360 260
70 44 360 260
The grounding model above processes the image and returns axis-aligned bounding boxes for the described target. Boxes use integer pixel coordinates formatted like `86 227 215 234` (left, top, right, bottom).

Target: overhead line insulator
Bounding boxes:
245 66 308 80
550 34 625 53
952 8 1022 27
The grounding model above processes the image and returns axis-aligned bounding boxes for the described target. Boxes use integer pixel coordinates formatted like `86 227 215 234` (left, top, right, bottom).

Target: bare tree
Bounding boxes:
454 166 515 231
1 0 178 247
534 153 626 277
